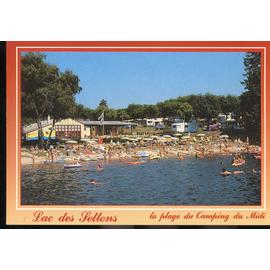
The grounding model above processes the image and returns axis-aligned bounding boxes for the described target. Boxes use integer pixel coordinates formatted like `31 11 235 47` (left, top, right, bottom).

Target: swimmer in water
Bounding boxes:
89 179 96 184
220 168 232 176
177 152 184 160
96 163 104 172
89 179 102 185
233 170 244 175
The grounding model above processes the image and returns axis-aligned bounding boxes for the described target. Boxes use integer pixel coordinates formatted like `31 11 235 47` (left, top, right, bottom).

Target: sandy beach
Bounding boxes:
21 134 261 166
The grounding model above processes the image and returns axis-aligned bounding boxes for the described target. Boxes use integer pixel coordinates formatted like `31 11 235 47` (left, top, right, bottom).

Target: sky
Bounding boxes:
44 52 246 109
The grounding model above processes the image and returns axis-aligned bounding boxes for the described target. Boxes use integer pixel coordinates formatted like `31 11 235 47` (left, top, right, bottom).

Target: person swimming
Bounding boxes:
220 168 232 176
232 170 244 175
89 179 102 185
232 154 245 166
177 152 184 160
96 163 104 172
89 179 96 184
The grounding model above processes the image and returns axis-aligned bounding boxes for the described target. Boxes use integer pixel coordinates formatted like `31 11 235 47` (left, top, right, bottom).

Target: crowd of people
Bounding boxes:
24 135 261 179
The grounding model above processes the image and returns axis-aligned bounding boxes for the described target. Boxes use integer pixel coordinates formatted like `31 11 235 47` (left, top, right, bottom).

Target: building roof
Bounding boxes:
23 120 53 134
23 119 137 134
80 120 137 126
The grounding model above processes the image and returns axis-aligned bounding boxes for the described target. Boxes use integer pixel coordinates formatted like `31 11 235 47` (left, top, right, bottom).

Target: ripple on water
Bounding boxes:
21 155 261 205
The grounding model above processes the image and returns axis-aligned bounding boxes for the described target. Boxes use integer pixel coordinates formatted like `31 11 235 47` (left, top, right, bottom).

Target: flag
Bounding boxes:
98 112 104 124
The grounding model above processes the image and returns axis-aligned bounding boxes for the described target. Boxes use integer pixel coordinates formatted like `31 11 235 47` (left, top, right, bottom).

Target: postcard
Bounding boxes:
3 41 270 226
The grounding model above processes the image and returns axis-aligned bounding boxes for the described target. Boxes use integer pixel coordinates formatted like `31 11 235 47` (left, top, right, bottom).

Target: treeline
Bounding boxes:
74 94 240 121
22 52 261 143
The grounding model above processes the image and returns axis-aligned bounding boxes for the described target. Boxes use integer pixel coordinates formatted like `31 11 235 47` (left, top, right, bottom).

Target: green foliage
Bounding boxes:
22 52 82 143
116 109 130 121
142 105 159 118
177 102 193 120
98 99 108 108
126 104 144 119
240 52 261 139
219 95 240 114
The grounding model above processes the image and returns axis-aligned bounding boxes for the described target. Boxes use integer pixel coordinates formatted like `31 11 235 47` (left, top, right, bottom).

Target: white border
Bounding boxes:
15 46 267 211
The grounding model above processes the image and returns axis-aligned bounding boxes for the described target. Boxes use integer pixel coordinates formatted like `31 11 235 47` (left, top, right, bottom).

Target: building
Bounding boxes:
218 112 239 130
80 120 136 137
186 119 199 133
171 119 185 132
171 119 199 133
139 118 164 127
54 118 136 139
54 118 84 140
23 118 137 141
23 119 55 141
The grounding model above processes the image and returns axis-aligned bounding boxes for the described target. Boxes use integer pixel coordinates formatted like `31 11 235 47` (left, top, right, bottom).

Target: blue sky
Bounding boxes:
45 52 245 109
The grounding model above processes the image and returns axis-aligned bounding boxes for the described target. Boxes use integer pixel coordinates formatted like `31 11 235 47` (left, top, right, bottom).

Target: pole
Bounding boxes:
102 111 104 136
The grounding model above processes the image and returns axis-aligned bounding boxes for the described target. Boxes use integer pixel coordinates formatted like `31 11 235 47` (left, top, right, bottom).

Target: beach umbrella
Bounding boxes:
163 135 172 138
143 138 153 141
87 140 98 145
80 138 92 142
197 133 205 137
157 137 167 141
65 140 78 144
173 133 183 137
128 138 139 142
220 135 229 138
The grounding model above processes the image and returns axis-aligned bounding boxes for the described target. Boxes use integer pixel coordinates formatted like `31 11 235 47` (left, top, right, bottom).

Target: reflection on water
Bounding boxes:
21 155 261 205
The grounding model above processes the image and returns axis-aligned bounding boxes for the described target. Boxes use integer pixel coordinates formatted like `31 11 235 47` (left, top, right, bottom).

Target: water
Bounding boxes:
21 155 261 205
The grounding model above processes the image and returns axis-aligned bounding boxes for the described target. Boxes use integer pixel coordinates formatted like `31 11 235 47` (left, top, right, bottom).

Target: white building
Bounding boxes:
171 119 185 132
141 118 164 127
171 119 199 133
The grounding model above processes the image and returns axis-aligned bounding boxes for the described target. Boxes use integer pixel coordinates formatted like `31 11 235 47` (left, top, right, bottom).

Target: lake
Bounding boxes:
21 155 261 205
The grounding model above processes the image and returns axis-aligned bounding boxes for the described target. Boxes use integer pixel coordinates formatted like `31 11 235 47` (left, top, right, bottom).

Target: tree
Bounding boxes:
21 53 82 145
202 93 221 120
176 102 193 121
183 95 206 118
116 109 130 121
240 52 261 140
142 105 159 118
126 104 144 119
99 99 108 108
22 53 59 144
157 100 181 117
219 95 240 114
47 69 82 141
74 104 94 119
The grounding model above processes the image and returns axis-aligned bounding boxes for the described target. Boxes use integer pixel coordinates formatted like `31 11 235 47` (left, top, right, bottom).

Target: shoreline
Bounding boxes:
21 142 261 166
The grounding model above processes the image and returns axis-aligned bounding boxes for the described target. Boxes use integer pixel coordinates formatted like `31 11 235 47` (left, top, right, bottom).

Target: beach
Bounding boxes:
21 133 261 166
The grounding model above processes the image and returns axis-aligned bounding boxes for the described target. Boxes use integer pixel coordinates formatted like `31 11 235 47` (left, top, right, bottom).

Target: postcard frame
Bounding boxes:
3 41 270 227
